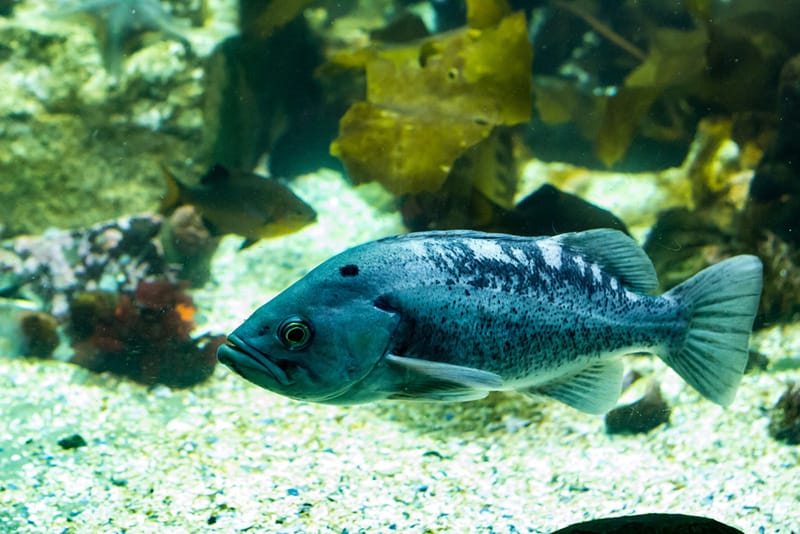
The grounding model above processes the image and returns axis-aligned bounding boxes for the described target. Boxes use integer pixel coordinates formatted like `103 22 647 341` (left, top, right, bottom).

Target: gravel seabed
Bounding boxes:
2 170 799 533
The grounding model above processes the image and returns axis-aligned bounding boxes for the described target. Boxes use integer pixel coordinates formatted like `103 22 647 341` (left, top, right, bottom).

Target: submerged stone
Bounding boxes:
768 383 800 445
551 513 743 533
605 383 671 435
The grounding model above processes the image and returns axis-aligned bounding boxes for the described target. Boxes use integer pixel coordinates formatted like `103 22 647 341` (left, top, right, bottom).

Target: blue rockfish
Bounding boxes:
218 230 763 414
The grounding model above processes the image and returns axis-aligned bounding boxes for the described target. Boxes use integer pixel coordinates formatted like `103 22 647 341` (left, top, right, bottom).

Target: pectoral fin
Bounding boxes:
388 386 491 402
523 359 624 414
384 354 503 402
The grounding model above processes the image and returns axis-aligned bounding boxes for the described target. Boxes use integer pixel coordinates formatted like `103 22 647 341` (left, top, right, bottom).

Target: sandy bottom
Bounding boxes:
1 170 798 533
1 356 798 533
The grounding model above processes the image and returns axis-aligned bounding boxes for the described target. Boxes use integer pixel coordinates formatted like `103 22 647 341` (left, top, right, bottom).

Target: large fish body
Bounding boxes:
218 229 763 414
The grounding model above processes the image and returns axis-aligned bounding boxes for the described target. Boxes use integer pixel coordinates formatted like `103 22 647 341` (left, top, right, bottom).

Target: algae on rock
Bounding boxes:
0 0 231 237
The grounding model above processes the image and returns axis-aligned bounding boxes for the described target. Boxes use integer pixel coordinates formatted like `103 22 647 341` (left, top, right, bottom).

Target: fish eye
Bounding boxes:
277 316 313 351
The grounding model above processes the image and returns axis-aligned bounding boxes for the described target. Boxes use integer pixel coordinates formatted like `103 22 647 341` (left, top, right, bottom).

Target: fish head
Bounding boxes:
255 198 317 240
217 270 400 403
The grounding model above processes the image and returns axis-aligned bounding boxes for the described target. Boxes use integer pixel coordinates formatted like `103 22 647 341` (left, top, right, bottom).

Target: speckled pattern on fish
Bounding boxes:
374 232 688 382
218 229 763 415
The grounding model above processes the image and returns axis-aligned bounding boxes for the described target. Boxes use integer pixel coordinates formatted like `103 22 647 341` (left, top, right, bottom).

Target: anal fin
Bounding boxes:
523 360 624 414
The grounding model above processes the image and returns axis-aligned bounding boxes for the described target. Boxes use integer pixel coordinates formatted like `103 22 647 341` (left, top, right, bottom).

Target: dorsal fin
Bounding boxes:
380 229 658 292
200 163 232 185
557 229 658 293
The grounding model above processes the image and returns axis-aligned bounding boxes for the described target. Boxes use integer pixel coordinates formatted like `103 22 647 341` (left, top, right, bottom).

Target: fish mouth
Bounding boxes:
217 334 292 386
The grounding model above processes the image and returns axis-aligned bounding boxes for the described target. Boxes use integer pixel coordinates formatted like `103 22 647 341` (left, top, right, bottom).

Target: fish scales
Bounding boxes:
218 229 763 414
371 233 686 383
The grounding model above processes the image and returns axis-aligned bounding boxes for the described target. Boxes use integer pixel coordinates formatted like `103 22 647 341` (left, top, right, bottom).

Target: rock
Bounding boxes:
57 433 87 450
551 513 743 533
744 54 800 248
18 310 60 358
493 184 629 236
0 0 235 237
768 383 800 445
605 383 671 435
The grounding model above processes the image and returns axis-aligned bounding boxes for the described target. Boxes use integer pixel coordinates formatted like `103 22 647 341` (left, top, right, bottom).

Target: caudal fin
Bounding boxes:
662 255 763 406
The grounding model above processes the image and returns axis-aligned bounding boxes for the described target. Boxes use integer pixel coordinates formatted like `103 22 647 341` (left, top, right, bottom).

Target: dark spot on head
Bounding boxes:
339 264 359 277
464 289 471 296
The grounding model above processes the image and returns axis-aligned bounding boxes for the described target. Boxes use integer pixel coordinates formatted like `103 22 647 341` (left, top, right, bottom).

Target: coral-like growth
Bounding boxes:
1 214 168 316
67 279 223 388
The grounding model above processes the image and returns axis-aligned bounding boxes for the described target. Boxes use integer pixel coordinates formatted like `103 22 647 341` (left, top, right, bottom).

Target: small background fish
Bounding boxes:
159 163 316 248
218 229 762 414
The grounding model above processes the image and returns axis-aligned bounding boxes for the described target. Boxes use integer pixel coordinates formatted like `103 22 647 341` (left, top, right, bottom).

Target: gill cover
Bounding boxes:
221 293 401 404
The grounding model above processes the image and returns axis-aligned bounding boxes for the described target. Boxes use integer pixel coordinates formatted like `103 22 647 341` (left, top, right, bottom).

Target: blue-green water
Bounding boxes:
1 1 799 532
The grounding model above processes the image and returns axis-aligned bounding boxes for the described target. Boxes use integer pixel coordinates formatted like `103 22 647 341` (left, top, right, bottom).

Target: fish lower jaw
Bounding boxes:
217 341 292 386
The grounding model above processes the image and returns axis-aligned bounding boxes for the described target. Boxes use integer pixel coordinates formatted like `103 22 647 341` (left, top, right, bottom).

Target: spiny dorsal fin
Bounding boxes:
557 229 658 293
379 229 657 292
200 163 232 185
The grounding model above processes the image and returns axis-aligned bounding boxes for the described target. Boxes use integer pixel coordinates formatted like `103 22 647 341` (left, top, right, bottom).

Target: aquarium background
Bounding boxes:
1 0 799 531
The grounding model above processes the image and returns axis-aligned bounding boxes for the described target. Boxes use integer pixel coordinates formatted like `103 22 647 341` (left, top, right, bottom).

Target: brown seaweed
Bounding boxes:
331 7 532 195
531 0 797 167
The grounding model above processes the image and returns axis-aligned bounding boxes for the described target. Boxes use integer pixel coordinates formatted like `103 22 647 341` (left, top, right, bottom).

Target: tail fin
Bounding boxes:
158 163 183 214
662 255 763 406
